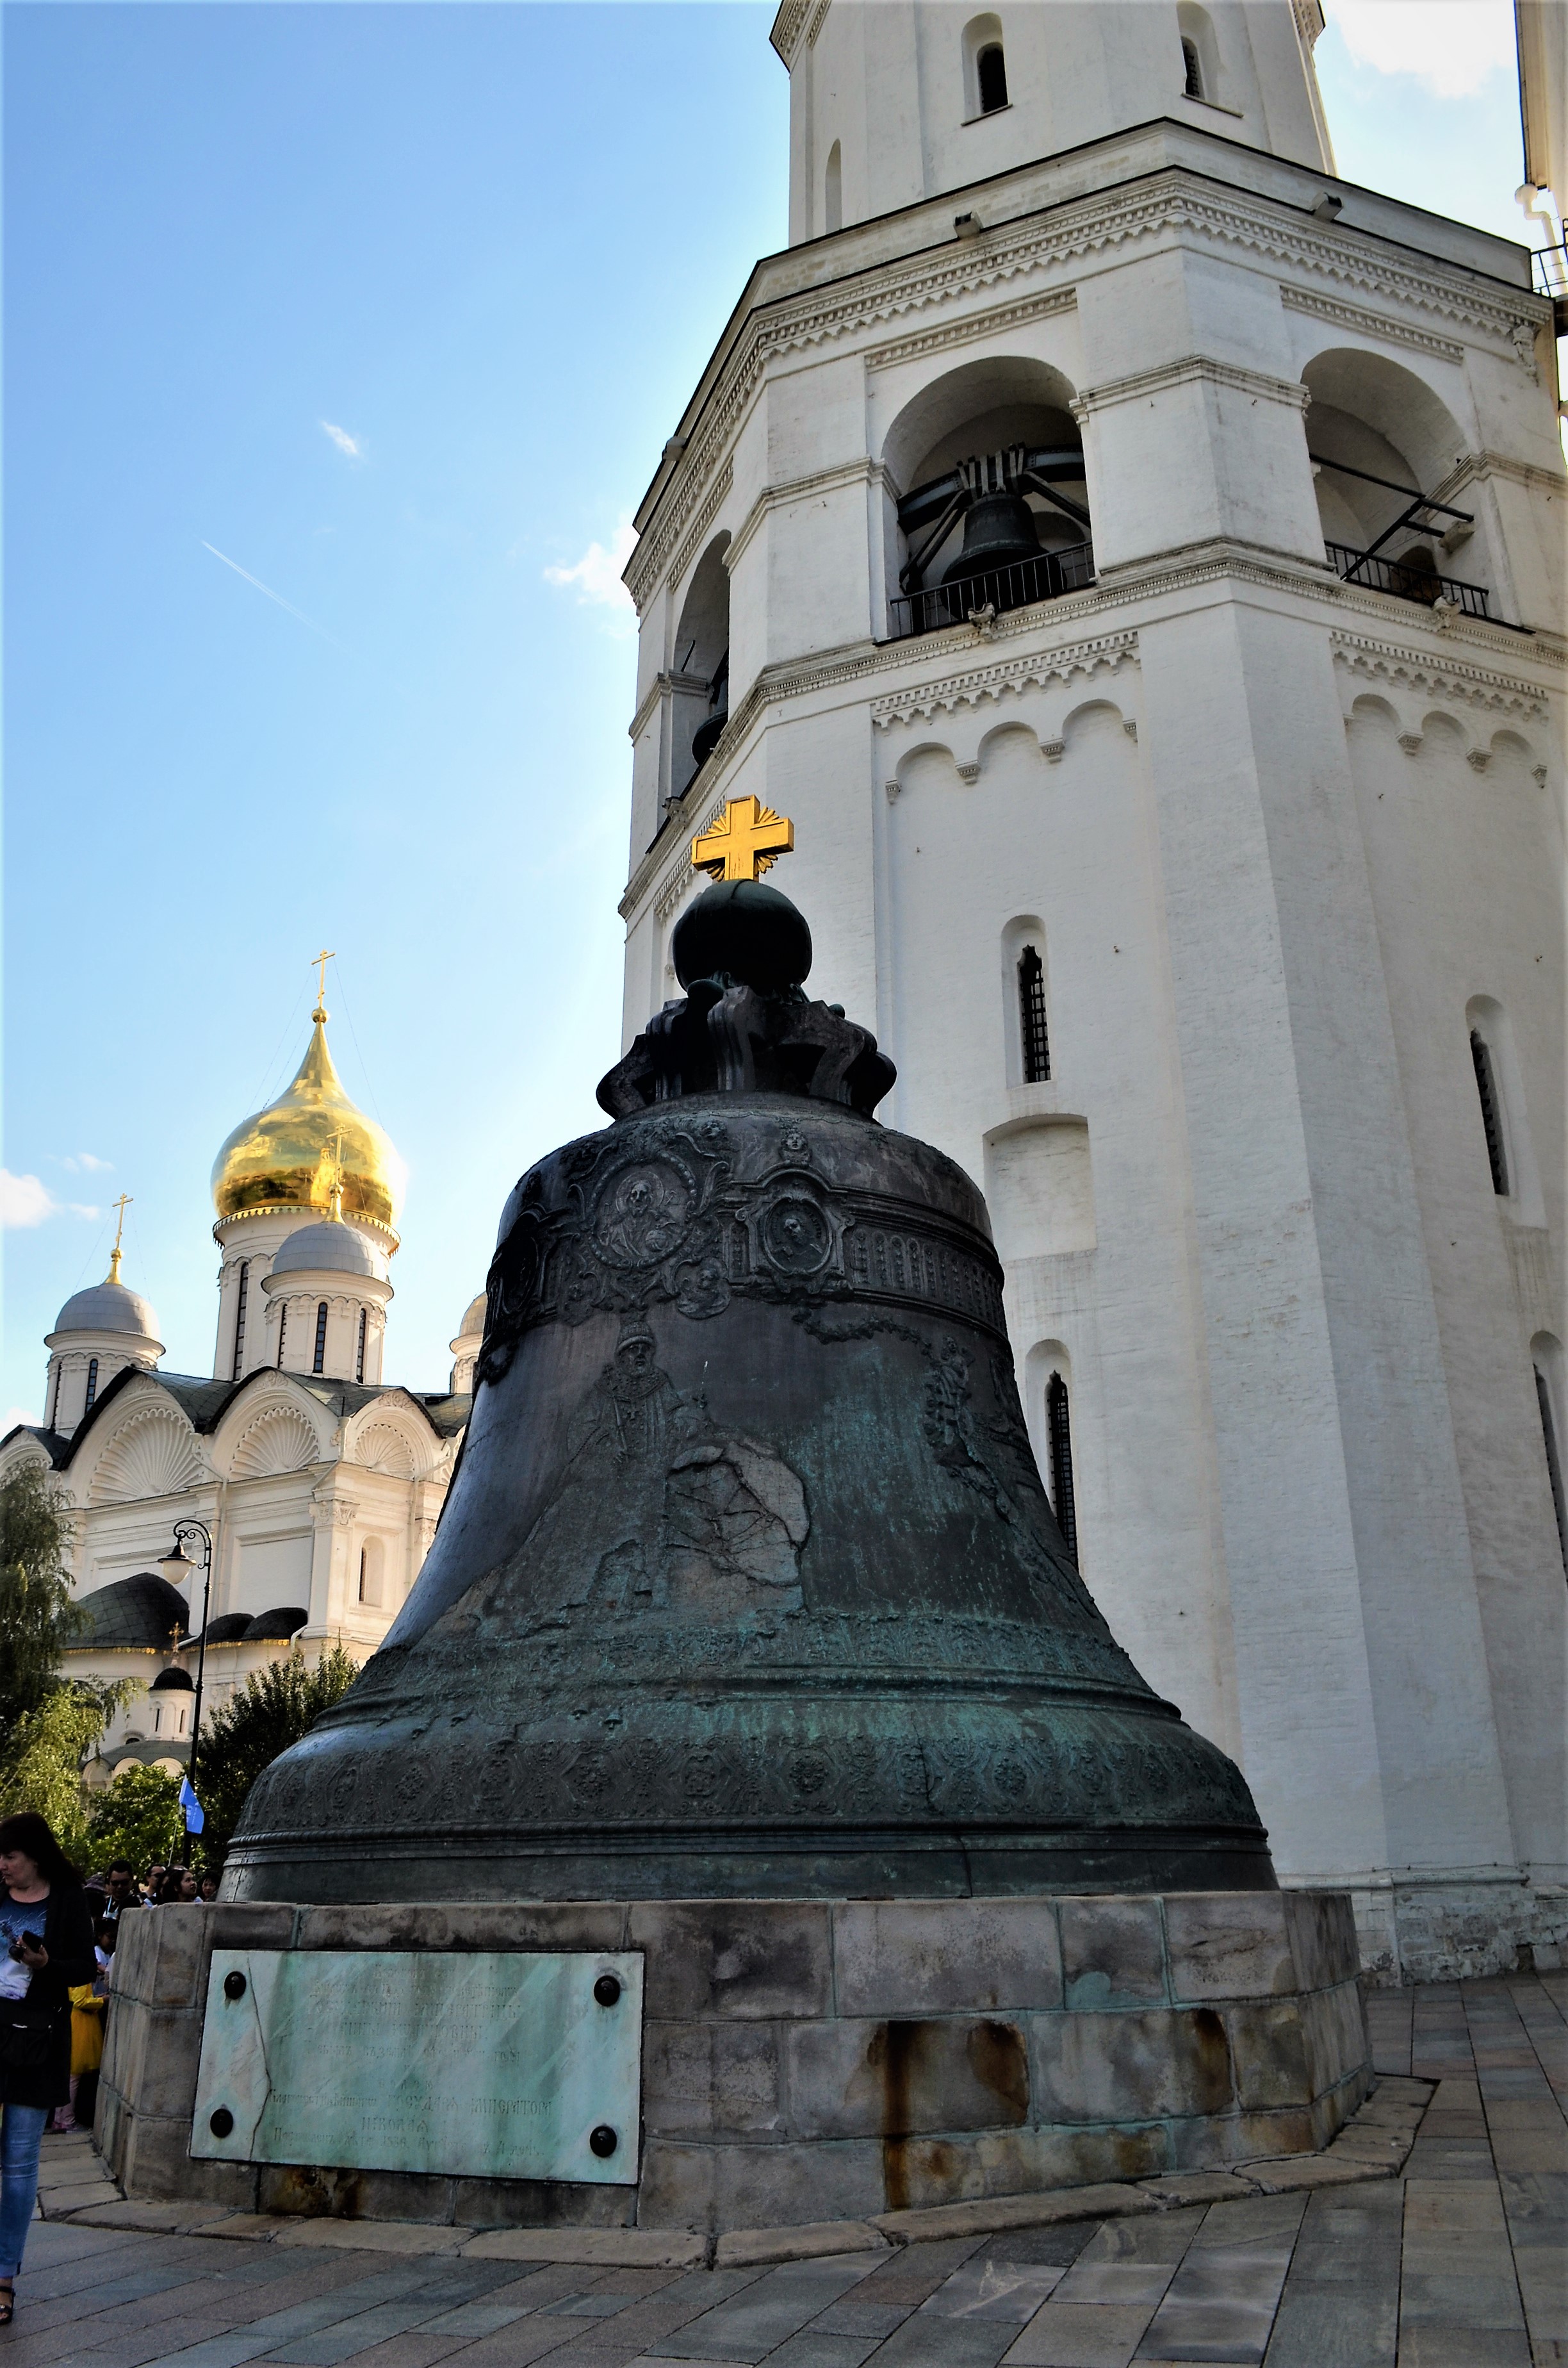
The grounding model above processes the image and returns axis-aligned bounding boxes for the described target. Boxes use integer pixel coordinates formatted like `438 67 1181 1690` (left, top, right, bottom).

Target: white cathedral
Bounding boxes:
1 991 483 1788
617 1 1567 1979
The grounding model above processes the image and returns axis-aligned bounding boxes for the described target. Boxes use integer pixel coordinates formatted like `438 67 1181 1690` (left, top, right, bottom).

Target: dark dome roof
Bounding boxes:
199 1614 253 1645
241 1606 308 1641
149 1666 194 1691
72 1574 190 1652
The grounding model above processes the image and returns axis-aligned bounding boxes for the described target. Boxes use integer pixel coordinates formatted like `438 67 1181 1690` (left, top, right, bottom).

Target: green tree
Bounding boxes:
0 1463 83 1751
86 1763 185 1877
196 1645 360 1861
0 1680 138 1866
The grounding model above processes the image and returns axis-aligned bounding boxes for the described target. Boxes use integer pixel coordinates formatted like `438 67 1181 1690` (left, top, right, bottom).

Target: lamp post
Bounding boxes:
157 1520 213 1815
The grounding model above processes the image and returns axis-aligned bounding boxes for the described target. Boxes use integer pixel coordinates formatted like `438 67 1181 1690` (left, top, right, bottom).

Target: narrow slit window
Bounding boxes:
1181 36 1204 97
1046 1371 1078 1563
1019 945 1050 1082
1537 1369 1568 1577
277 1306 288 1368
85 1357 99 1412
48 1363 62 1428
356 1307 368 1383
313 1301 329 1374
231 1260 250 1380
977 41 1008 111
1471 1031 1509 1195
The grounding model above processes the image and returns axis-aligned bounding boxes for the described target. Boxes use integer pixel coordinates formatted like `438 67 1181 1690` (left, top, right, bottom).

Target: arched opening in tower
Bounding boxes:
881 358 1091 639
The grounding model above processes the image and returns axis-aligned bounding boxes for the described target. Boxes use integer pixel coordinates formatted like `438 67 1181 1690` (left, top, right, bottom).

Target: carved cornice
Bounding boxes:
1432 448 1568 501
628 458 733 613
1280 281 1464 364
870 629 1141 728
1331 630 1549 717
864 285 1077 374
627 168 1547 619
770 0 828 66
1074 354 1310 413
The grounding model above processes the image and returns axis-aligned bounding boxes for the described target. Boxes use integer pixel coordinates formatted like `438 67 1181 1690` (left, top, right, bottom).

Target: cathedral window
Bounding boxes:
977 42 1008 111
1470 1030 1509 1195
48 1362 62 1428
277 1306 288 1368
1018 945 1050 1082
359 1536 385 1608
824 140 842 234
962 15 1008 119
356 1307 368 1383
1046 1372 1078 1563
85 1358 99 1412
1181 36 1204 97
313 1301 329 1374
231 1261 250 1380
1538 1367 1568 1577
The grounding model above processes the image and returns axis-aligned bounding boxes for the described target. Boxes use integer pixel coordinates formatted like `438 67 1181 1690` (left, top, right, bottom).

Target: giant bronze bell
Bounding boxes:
225 803 1274 1902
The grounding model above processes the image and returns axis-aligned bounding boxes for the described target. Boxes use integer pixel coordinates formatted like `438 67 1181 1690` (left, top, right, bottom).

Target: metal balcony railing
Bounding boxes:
1325 541 1493 620
1532 243 1568 333
886 542 1095 641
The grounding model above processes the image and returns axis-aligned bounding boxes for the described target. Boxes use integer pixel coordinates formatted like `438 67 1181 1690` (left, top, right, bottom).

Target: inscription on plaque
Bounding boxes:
191 1948 642 2184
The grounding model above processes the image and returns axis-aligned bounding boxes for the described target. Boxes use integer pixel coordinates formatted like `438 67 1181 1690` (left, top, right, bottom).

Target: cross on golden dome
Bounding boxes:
691 796 794 884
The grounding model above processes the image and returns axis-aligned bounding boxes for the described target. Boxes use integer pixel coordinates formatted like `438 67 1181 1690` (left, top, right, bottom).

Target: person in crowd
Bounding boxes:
140 1864 166 1906
101 1864 138 1930
175 1870 199 1903
154 1868 187 1906
198 1873 218 1903
0 1813 96 2324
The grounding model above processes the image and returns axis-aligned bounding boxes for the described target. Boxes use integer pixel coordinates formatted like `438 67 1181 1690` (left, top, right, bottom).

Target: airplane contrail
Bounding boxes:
200 541 339 644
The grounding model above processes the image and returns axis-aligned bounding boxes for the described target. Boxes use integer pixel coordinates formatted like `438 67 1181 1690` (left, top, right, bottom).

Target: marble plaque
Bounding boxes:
191 1948 642 2183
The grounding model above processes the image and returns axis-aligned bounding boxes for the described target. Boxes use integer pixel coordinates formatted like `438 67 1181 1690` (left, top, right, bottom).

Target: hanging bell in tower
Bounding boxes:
222 850 1276 1907
941 450 1041 607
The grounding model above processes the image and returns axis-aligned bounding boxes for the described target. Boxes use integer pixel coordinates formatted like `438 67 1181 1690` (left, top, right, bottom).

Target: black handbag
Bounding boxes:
0 2002 55 2075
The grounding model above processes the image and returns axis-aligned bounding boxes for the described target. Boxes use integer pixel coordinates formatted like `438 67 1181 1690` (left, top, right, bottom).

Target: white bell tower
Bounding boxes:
619 1 1567 1980
781 0 1334 243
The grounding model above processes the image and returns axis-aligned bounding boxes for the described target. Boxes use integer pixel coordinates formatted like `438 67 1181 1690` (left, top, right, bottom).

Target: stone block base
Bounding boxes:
100 1890 1370 2234
1343 1875 1568 1985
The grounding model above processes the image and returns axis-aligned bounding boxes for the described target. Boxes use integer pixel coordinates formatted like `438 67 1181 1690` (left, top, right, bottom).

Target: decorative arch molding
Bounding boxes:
1331 633 1548 722
350 1421 419 1481
1343 682 1547 776
229 1404 322 1481
86 1406 202 1506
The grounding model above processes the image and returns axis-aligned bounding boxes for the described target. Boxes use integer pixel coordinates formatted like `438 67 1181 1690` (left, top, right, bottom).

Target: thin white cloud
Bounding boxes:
59 1152 113 1174
320 420 363 460
1 1171 101 1226
1324 0 1516 99
544 520 637 620
3 1171 58 1227
201 542 341 647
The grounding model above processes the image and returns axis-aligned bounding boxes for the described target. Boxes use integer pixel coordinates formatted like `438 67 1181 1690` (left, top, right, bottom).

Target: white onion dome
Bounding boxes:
453 1292 486 1345
48 1251 161 1347
268 1218 386 1282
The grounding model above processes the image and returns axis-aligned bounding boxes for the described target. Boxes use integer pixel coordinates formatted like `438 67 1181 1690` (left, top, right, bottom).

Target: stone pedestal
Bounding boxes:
99 1890 1369 2234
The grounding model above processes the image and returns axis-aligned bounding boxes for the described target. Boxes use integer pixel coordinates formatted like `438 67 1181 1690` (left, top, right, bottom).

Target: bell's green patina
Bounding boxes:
224 878 1275 1902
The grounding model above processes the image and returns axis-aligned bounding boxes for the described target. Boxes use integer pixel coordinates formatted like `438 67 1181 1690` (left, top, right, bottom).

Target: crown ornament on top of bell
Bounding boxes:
222 801 1275 1905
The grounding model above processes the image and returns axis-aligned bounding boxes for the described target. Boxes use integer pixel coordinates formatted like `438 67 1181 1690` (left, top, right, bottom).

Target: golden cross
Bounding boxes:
311 948 336 1017
106 1192 133 1285
691 796 794 884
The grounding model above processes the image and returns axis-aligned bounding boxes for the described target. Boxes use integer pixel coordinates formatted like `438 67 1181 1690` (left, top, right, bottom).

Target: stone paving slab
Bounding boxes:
12 1974 1565 2367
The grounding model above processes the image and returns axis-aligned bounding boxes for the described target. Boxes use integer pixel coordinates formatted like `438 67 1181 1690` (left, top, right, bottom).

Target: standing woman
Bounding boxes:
0 1814 96 2325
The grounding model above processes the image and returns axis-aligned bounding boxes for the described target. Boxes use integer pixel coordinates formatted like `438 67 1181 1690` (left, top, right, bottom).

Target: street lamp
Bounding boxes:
157 1520 214 1817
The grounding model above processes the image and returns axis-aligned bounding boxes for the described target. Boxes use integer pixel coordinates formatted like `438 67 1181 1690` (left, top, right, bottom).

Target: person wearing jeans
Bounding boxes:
0 1814 96 2324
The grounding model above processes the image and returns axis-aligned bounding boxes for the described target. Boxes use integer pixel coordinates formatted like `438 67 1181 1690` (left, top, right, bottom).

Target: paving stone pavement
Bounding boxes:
8 1974 1564 2368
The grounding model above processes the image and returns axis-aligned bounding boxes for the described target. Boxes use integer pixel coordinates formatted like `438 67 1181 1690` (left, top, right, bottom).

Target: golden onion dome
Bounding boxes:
211 1003 405 1243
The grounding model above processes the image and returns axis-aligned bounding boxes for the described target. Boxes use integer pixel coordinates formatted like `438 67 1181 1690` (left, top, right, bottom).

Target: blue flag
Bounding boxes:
179 1775 205 1835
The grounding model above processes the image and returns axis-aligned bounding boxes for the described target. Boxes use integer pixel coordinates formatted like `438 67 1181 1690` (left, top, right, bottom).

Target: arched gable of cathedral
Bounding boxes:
343 1391 452 1483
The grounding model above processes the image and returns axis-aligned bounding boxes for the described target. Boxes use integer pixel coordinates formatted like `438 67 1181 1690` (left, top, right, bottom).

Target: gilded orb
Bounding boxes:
211 1008 405 1240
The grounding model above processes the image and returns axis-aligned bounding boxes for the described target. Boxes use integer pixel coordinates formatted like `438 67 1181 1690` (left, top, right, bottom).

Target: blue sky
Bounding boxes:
1 0 1540 1424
